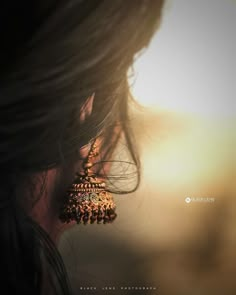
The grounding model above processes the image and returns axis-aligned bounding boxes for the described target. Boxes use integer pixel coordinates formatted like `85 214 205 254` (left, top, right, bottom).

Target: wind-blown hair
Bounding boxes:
0 1 165 294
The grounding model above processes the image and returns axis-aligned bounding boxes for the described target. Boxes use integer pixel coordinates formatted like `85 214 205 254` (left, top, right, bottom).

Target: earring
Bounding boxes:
59 139 117 224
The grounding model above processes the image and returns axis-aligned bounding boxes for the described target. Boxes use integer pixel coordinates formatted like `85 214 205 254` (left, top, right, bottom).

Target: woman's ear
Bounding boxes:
80 92 95 123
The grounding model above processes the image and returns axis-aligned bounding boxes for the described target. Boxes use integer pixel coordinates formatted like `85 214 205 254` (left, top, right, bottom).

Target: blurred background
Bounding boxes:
59 0 236 294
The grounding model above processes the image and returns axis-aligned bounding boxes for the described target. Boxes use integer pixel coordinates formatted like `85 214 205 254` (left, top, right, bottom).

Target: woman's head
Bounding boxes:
0 0 165 294
0 0 164 170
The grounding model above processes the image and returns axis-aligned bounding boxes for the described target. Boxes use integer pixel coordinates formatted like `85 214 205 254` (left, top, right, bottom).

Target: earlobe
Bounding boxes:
80 92 95 123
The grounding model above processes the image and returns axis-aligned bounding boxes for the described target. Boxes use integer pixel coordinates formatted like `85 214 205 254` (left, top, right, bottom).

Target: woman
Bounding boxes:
0 1 165 294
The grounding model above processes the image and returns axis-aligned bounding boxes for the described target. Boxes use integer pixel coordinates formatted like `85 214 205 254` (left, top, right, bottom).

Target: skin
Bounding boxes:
29 94 95 244
28 92 118 244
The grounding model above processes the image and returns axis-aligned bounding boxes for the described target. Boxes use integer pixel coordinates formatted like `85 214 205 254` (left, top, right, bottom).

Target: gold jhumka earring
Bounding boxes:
59 139 117 224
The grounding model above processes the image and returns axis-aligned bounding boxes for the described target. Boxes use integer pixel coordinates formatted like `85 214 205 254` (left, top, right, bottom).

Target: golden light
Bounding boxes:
128 0 235 119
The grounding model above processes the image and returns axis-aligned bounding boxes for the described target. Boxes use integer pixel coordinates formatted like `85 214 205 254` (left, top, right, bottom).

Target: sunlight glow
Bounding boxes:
128 0 235 119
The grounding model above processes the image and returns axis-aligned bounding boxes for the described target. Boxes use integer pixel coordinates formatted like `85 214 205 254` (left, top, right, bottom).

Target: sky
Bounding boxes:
129 0 235 119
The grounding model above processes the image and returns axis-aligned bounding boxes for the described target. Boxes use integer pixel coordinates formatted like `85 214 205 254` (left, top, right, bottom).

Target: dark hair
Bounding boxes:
0 1 165 294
